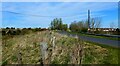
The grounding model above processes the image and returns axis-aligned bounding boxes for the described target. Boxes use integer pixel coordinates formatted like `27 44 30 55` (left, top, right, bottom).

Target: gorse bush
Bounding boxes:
2 27 46 36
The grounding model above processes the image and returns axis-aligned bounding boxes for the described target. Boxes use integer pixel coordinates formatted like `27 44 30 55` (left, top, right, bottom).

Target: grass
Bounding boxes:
0 32 2 65
67 31 120 41
2 30 119 64
84 41 119 64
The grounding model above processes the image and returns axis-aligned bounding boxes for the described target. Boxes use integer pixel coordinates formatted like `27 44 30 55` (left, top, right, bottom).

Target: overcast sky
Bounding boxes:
2 2 118 28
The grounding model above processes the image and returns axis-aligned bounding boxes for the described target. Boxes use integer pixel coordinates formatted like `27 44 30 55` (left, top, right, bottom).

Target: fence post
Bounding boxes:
40 42 49 64
17 45 22 64
52 36 56 52
18 52 22 64
75 35 83 65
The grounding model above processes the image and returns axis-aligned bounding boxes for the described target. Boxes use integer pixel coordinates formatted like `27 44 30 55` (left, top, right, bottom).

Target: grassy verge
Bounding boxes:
67 31 120 41
84 41 119 64
2 30 119 64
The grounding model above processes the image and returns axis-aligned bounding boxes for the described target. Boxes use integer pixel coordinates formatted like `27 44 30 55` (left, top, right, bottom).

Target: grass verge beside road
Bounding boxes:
67 31 120 41
85 41 119 64
2 30 119 64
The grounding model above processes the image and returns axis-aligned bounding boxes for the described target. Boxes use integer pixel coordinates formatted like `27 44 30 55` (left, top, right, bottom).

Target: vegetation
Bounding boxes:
50 18 68 31
2 27 49 40
1 17 119 65
1 8 119 65
69 20 88 33
2 30 119 64
49 17 120 35
67 31 120 41
2 27 45 35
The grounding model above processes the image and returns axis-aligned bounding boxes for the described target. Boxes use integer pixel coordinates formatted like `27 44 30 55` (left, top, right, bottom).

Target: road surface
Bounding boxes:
58 31 120 48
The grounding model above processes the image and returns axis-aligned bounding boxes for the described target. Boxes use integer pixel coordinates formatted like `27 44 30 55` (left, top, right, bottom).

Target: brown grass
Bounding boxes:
2 30 118 64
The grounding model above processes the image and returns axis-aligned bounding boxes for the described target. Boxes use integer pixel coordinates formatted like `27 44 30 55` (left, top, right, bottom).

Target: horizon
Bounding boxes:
2 2 118 28
0 27 119 29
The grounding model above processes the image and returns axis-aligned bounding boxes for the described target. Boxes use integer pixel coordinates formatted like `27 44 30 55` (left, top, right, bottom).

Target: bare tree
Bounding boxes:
90 17 102 31
110 22 116 28
95 17 101 28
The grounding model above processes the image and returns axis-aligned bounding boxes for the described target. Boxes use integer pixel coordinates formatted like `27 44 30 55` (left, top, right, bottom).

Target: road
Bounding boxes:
58 31 120 48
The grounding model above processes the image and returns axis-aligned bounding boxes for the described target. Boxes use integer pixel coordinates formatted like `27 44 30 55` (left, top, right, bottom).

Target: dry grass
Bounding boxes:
0 33 2 65
2 30 119 64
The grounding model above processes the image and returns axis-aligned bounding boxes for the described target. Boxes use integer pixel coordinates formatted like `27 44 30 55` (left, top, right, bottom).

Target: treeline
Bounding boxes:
69 17 120 35
49 18 120 35
50 18 89 33
2 27 47 35
2 17 120 36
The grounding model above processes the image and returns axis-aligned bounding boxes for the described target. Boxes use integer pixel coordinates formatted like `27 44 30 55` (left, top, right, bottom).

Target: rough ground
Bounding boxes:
2 30 119 64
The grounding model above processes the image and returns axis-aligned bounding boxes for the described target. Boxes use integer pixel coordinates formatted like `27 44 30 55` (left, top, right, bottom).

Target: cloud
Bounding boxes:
2 2 118 28
3 2 117 15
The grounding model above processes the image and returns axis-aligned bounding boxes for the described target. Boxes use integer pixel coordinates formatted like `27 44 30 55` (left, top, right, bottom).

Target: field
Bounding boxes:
2 30 119 64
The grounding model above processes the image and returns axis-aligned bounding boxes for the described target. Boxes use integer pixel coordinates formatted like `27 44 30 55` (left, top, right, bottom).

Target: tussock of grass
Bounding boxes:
2 31 119 64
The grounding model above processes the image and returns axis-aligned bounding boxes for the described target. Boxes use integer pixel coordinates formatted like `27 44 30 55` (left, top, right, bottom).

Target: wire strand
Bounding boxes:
1 10 82 18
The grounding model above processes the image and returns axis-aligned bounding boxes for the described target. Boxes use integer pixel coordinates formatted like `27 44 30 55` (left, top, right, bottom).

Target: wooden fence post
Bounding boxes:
17 45 22 64
75 35 83 65
18 52 22 64
40 42 49 64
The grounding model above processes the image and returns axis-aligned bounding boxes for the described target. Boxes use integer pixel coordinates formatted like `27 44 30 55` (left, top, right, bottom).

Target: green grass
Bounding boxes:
68 31 120 41
2 30 119 64
84 41 119 64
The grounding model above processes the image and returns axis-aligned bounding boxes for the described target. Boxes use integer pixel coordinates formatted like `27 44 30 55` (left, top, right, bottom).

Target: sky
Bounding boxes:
1 2 118 28
1 0 120 2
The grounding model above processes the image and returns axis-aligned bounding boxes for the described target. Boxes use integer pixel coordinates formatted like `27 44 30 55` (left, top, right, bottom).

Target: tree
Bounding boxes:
50 18 67 31
95 18 101 29
69 20 88 32
58 18 63 30
110 22 116 28
84 20 89 29
69 21 79 32
62 24 68 31
50 21 54 30
90 17 102 34
90 17 101 28
90 17 102 32
11 27 15 29
6 27 10 29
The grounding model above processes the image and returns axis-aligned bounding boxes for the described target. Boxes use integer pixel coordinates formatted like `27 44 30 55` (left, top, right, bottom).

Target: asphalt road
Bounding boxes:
58 31 120 48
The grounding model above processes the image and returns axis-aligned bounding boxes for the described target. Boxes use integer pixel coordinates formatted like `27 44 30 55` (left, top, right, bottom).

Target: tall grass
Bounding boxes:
2 30 119 64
